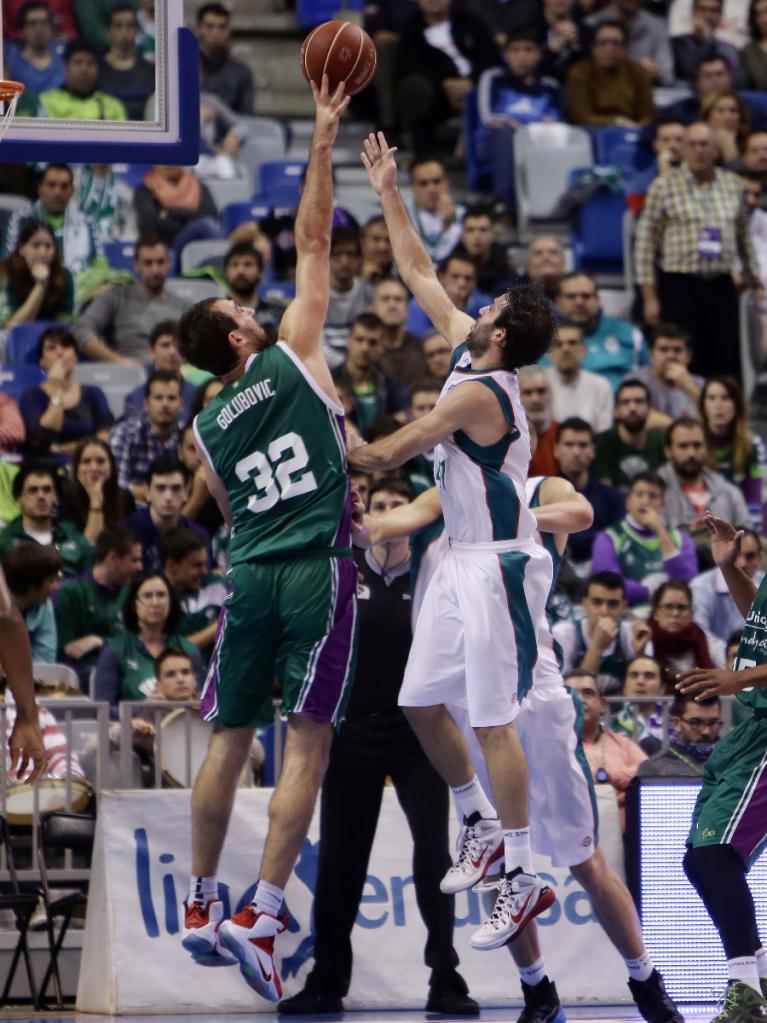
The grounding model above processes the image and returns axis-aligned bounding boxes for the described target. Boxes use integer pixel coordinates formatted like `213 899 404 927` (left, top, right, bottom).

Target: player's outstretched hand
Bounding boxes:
691 511 742 568
311 74 350 148
676 666 743 700
361 132 399 195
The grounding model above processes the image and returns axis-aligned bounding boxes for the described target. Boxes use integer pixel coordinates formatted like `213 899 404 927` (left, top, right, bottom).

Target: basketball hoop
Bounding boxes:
0 81 24 144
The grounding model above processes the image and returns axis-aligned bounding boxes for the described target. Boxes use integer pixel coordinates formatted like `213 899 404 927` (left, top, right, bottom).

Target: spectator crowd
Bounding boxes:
0 0 760 870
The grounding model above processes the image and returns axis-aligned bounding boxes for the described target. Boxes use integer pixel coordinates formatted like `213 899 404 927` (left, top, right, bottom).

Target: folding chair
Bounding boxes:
36 812 95 1008
0 814 39 1009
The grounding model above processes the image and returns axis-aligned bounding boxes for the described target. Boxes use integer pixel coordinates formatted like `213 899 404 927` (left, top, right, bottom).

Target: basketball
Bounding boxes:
300 20 377 97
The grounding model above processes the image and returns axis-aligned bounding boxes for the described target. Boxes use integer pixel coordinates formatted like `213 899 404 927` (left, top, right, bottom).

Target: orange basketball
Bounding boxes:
300 20 377 97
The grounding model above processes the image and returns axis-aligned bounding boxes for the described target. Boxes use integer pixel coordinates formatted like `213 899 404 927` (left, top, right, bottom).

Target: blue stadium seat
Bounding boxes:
261 280 296 304
296 0 363 28
464 89 493 193
5 320 59 366
0 365 45 400
254 161 306 207
742 91 767 132
570 170 627 274
594 126 654 175
221 201 272 235
103 240 137 272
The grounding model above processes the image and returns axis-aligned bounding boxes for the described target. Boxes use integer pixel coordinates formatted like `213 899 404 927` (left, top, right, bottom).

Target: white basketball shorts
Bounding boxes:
451 682 599 867
399 537 552 728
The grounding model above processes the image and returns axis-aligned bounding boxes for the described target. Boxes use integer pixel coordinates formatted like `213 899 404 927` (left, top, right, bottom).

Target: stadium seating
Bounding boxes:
205 176 253 210
594 126 654 175
463 89 493 193
0 365 45 401
221 201 272 235
513 123 593 239
166 278 224 303
180 239 231 274
296 0 363 29
5 320 59 366
73 363 147 419
103 241 137 272
254 160 306 206
236 116 289 184
570 174 628 274
741 91 767 132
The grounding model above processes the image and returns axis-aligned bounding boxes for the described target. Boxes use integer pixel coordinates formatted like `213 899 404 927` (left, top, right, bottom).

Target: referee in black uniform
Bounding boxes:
279 478 477 1016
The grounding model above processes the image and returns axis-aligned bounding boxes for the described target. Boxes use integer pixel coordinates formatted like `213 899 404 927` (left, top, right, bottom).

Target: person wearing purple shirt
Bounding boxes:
591 470 698 606
121 454 210 574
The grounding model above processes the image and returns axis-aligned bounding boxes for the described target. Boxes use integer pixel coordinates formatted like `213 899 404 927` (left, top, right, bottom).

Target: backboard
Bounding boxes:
0 0 199 164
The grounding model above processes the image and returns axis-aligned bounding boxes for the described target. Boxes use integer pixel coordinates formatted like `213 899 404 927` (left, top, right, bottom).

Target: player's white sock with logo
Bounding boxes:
519 957 546 987
252 879 284 918
727 957 761 993
452 775 497 822
624 951 654 982
756 946 767 978
503 828 533 875
188 875 217 905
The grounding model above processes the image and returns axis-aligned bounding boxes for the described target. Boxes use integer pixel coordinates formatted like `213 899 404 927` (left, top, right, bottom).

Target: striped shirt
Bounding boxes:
634 166 758 286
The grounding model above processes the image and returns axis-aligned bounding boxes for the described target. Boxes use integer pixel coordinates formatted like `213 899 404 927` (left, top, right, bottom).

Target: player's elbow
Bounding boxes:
295 225 331 253
574 499 594 532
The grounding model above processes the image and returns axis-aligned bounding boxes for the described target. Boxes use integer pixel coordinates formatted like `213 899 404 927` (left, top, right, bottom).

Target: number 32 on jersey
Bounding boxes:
235 430 318 513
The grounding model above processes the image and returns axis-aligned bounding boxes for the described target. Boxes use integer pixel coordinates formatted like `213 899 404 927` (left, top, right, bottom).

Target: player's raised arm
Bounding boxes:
280 75 350 367
362 132 474 350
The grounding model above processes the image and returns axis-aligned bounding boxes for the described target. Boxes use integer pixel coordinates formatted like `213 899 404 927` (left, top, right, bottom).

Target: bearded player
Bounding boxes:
350 132 557 949
177 78 357 1003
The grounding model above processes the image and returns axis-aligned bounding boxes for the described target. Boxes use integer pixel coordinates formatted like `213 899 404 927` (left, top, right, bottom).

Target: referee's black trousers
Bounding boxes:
305 711 459 998
657 270 741 379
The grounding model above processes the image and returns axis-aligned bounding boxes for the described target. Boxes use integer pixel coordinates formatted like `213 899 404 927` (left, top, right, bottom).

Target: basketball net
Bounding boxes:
0 80 24 144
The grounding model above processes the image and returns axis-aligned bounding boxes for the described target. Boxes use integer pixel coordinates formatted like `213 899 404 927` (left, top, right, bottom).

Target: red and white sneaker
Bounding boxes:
181 899 236 966
440 813 504 894
218 907 287 1002
469 870 555 950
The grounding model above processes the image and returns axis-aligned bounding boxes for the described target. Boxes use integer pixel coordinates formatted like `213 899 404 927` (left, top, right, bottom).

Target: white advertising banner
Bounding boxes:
77 787 630 1014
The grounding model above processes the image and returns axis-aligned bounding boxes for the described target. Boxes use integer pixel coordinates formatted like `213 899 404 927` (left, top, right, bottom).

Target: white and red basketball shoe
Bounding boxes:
440 812 504 894
470 869 555 950
181 899 236 966
218 907 287 1002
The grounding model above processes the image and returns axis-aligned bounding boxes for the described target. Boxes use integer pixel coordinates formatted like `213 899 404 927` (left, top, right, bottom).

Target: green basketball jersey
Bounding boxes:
734 574 767 711
194 342 351 564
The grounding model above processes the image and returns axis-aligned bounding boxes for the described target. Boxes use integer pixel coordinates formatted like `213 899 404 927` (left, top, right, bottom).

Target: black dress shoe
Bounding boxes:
426 987 480 1015
426 971 480 1015
278 988 344 1014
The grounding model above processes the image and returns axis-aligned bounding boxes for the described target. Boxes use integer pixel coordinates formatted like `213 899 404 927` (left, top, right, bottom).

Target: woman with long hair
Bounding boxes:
701 89 751 163
60 437 134 542
0 221 74 328
19 327 113 463
93 572 203 718
699 375 766 517
742 0 767 90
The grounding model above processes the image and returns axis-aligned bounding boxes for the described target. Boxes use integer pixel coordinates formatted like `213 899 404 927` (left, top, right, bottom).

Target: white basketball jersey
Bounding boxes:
433 344 536 543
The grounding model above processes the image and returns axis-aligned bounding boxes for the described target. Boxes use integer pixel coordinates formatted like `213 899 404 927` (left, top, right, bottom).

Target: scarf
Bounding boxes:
650 618 715 670
143 167 202 211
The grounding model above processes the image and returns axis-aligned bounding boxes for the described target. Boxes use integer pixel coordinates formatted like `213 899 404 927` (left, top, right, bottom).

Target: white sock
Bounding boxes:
188 875 217 905
252 879 284 917
519 956 546 988
728 956 761 994
452 775 497 822
504 827 533 875
756 947 767 979
625 951 654 983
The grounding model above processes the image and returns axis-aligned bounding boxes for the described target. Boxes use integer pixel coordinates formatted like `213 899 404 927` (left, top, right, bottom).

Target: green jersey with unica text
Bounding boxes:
734 574 767 711
194 342 351 564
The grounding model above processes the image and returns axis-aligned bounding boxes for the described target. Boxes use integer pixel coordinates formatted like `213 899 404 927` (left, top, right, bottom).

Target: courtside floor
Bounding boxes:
0 1007 720 1022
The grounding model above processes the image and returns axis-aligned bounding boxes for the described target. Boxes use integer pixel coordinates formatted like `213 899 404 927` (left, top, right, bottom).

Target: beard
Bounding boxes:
674 458 703 479
466 321 494 358
620 415 646 435
229 275 258 299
